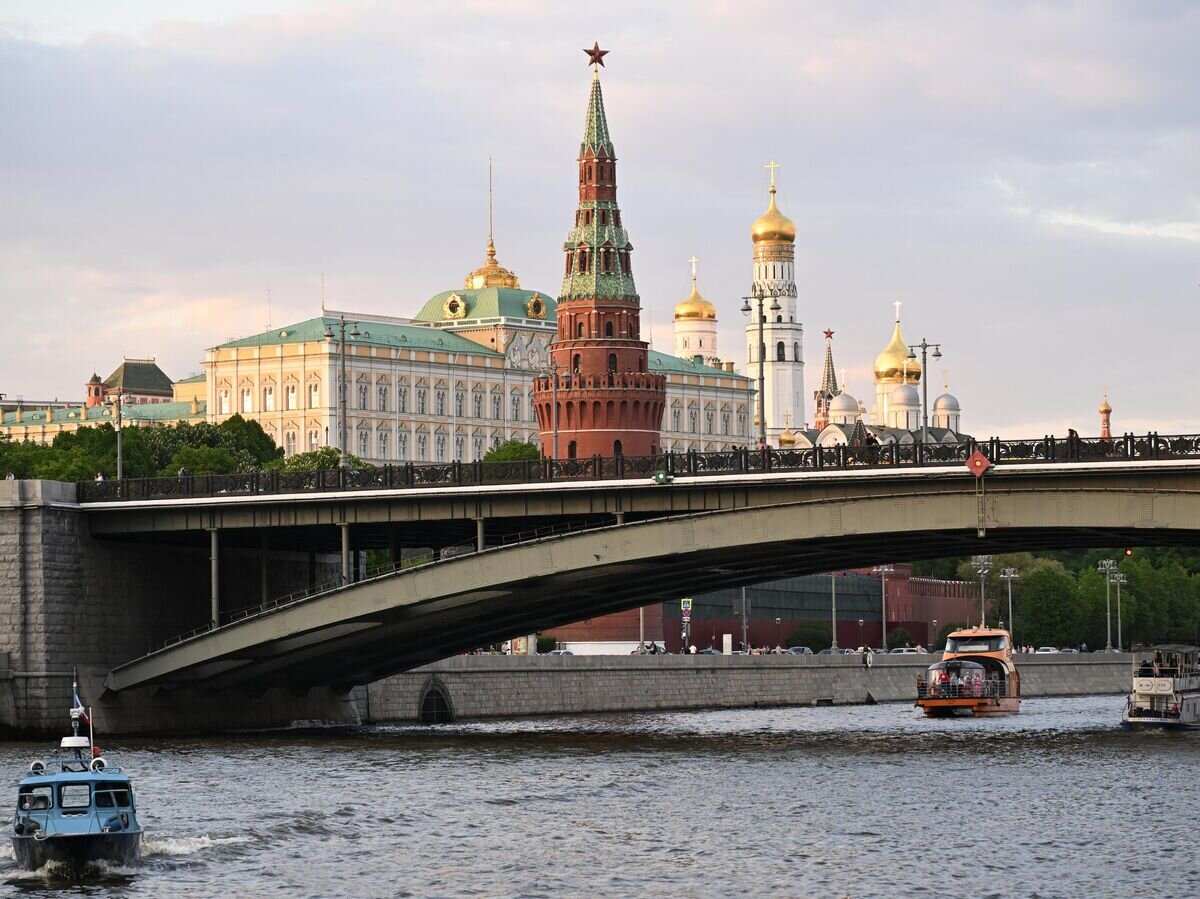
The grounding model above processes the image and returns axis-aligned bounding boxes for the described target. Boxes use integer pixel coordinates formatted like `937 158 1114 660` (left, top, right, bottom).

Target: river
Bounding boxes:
0 694 1195 898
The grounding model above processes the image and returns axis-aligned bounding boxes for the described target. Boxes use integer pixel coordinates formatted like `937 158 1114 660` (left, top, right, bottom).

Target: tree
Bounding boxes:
1019 566 1083 648
786 621 831 650
483 439 540 462
161 445 238 476
885 626 915 650
265 446 368 471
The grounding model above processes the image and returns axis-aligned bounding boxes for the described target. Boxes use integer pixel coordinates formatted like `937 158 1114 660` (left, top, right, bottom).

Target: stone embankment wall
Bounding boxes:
364 654 1131 723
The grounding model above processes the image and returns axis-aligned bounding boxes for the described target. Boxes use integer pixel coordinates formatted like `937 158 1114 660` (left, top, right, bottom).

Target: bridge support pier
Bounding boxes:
476 517 486 552
615 512 625 525
209 528 219 628
340 523 350 585
259 534 269 603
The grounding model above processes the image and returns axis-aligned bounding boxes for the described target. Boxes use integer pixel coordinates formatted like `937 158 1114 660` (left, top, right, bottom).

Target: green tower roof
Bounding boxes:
581 73 614 157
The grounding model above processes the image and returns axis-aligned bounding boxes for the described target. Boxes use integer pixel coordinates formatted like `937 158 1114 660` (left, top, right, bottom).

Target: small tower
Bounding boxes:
85 373 104 408
812 329 838 429
1099 392 1112 439
673 257 718 363
932 373 962 433
872 302 920 426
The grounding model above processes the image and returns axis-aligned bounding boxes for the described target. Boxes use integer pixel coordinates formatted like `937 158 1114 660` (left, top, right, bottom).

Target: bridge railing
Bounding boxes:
76 432 1200 503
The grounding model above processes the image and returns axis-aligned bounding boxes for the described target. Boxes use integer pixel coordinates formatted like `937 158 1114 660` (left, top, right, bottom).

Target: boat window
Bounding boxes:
95 782 130 808
946 635 1007 653
18 786 52 811
59 784 90 809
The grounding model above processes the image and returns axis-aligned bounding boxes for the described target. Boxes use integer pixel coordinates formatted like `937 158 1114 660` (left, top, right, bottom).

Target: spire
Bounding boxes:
581 71 614 157
812 329 839 430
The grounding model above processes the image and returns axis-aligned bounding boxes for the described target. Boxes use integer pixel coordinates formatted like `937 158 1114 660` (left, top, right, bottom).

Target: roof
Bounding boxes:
215 316 501 356
649 351 751 381
104 360 173 395
175 373 207 384
581 73 614 157
0 400 206 428
413 288 557 325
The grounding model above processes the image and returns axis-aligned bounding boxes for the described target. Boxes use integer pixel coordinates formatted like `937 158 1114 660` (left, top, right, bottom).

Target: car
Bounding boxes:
889 647 920 654
787 646 813 655
546 649 574 656
1035 646 1059 654
697 647 721 655
1058 647 1080 654
818 648 856 655
730 650 747 656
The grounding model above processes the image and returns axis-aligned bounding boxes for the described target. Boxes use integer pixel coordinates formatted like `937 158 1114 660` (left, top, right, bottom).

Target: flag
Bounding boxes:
72 684 90 726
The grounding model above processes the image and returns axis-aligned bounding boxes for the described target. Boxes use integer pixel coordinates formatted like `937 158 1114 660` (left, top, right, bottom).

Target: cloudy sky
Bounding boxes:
2 1 1197 436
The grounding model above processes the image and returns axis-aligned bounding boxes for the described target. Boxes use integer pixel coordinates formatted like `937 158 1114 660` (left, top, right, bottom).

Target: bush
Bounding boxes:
885 626 915 650
536 635 558 654
483 439 540 462
786 621 831 650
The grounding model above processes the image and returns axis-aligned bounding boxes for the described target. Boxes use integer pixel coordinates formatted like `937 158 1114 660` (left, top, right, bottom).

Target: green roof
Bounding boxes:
215 316 502 356
413 288 557 325
175 373 206 384
648 351 751 380
104 360 174 395
581 74 614 157
1 400 206 428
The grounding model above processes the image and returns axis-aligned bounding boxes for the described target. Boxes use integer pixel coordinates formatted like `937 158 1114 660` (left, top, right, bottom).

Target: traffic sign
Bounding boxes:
682 613 691 623
681 598 693 611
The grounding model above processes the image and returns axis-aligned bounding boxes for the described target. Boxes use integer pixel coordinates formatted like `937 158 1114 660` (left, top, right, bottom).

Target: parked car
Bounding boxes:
546 649 574 656
697 647 722 655
889 647 921 654
1058 647 1080 654
787 646 813 655
1035 646 1059 654
818 648 856 655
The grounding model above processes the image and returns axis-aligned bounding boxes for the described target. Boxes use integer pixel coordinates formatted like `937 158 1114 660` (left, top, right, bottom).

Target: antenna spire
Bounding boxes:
320 273 326 313
488 157 494 245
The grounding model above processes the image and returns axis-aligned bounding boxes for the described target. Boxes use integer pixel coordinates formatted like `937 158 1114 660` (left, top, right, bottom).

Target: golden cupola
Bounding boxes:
874 317 921 385
751 183 796 244
674 277 717 321
465 238 520 290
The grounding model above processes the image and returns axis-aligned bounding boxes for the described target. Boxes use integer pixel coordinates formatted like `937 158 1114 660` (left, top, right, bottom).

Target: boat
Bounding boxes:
915 625 1021 716
1122 645 1200 730
11 679 142 871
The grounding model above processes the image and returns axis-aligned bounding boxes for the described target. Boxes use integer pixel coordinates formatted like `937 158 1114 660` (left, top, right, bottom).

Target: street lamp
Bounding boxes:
740 286 783 449
1110 571 1127 651
872 564 894 650
104 390 124 480
931 618 939 652
858 618 864 649
775 617 782 649
324 315 361 469
905 337 942 445
1098 559 1117 651
999 567 1020 645
830 574 839 650
972 555 993 626
740 586 750 651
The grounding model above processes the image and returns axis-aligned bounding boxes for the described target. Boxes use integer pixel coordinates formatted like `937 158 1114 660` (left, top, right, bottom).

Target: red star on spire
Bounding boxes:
823 329 835 339
583 42 609 68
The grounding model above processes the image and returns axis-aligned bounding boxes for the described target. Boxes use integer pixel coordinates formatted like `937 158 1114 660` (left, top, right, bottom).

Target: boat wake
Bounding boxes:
143 834 254 857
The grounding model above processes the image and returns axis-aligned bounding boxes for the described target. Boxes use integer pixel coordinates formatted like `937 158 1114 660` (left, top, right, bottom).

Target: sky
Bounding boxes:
2 1 1197 437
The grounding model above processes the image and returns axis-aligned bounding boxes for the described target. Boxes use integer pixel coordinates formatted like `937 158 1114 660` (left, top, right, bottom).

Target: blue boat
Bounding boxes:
11 679 142 871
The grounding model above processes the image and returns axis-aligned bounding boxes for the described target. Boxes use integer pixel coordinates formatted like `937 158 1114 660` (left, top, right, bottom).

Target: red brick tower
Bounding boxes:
533 46 666 459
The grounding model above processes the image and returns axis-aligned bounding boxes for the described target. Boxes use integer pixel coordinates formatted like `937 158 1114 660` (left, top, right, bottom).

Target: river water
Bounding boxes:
0 694 1195 898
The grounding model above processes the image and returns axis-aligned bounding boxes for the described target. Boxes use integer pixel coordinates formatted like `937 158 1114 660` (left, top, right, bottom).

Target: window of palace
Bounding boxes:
417 389 427 415
219 390 230 414
491 393 502 420
473 436 483 460
285 384 297 411
398 432 408 460
455 390 465 417
308 430 320 452
263 386 275 412
378 430 389 460
454 436 465 461
436 390 446 416
511 394 521 421
308 383 319 409
688 406 698 433
358 383 369 410
671 407 681 431
284 431 296 455
473 392 483 418
436 435 446 462
378 385 389 412
241 389 252 413
357 431 369 457
398 386 408 413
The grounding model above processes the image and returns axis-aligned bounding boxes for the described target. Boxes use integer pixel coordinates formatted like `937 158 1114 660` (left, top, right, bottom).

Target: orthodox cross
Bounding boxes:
893 299 902 321
765 160 781 188
688 255 699 283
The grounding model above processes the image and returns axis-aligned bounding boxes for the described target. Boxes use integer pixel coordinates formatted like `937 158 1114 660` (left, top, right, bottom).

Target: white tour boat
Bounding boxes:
1122 645 1200 730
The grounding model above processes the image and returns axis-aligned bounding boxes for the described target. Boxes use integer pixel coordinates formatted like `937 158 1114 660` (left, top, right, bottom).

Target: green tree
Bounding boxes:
483 439 540 462
1019 566 1082 648
161 445 238 476
786 621 831 650
885 626 915 650
265 446 368 471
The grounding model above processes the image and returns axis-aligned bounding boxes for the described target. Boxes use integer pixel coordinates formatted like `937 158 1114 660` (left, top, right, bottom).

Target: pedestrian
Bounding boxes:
4 471 13 480
94 472 105 482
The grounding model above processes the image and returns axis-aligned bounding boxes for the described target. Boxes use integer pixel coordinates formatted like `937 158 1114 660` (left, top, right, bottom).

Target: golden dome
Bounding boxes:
874 319 921 384
751 186 796 244
465 239 520 290
1099 393 1111 414
778 427 796 447
674 279 717 321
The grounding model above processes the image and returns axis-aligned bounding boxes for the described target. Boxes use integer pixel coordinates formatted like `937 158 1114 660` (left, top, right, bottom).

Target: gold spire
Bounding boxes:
778 411 796 447
674 256 717 321
874 306 921 385
751 161 796 244
465 159 520 289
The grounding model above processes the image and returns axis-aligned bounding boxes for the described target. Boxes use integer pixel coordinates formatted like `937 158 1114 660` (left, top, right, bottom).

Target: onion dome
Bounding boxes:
465 239 520 290
674 279 717 321
751 184 796 244
889 383 920 408
1099 393 1111 414
934 392 961 414
778 427 796 447
830 391 859 416
874 319 920 384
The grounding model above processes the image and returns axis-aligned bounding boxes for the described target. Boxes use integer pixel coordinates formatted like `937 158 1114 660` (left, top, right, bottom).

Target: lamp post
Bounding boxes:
1098 559 1117 651
872 564 894 650
740 586 749 651
931 618 939 652
858 618 864 649
972 555 993 626
775 617 782 649
552 360 559 460
1110 571 1127 651
741 286 782 449
105 390 124 480
905 337 942 445
324 315 361 470
999 567 1019 645
830 574 838 650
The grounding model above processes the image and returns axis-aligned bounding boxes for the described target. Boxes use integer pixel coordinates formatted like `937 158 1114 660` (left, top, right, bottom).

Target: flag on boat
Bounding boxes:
72 683 90 725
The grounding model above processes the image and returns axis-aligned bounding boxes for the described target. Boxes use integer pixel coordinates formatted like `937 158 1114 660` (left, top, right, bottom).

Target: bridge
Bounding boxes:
5 434 1200 733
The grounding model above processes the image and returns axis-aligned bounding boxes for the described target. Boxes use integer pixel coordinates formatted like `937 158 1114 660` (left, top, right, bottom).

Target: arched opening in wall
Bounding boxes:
776 342 786 361
573 354 581 372
568 440 577 459
794 341 800 361
576 322 585 338
605 321 614 337
607 353 617 373
613 439 622 455
418 677 455 723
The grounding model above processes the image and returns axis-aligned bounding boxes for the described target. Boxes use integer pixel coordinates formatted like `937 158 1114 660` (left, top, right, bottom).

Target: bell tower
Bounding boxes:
533 45 666 459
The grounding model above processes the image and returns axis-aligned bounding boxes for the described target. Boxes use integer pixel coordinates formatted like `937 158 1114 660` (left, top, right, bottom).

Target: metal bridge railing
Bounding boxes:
77 432 1200 503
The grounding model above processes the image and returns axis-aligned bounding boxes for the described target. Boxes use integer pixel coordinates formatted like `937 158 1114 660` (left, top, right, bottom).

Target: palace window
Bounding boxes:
398 386 408 414
455 390 465 417
473 436 484 460
358 383 369 410
528 392 536 422
357 431 369 457
688 406 699 434
417 433 427 461
284 431 296 456
737 408 747 435
491 393 502 420
511 394 521 421
262 386 275 412
378 385 389 413
436 390 446 416
378 430 389 460
219 390 231 414
671 407 681 431
398 432 408 461
285 384 297 411
721 410 731 436
454 436 465 461
472 392 483 418
240 388 252 413
492 435 502 450
705 409 714 434
436 435 446 462
308 383 319 409
417 389 427 415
